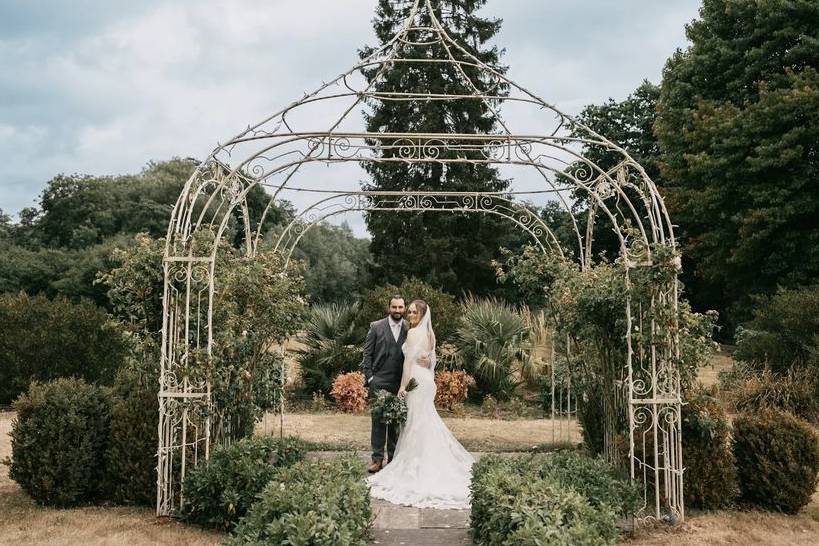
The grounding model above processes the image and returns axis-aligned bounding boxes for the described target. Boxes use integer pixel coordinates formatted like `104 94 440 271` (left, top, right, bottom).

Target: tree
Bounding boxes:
288 222 372 303
655 0 819 333
33 159 196 248
0 208 11 240
360 0 518 296
0 237 125 306
0 159 290 308
573 81 661 182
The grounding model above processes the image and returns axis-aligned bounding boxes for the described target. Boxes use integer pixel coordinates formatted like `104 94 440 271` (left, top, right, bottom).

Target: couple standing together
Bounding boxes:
362 295 474 510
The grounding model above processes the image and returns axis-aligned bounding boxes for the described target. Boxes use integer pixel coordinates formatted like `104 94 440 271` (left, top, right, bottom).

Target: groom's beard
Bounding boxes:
390 312 403 321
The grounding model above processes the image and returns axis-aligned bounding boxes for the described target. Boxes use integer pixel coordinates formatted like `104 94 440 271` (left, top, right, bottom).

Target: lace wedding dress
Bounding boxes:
366 307 474 510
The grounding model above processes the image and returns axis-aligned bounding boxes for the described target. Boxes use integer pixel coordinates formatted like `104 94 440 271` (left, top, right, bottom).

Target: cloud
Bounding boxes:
0 0 700 235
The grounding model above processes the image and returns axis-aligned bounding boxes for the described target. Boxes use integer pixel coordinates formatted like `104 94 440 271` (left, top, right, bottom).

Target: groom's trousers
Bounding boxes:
370 388 399 462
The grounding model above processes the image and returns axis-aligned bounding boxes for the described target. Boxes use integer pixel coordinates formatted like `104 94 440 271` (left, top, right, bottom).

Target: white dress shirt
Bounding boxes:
389 316 402 342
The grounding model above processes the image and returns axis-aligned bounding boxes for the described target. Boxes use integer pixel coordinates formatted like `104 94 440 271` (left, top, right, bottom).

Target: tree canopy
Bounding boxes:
656 0 819 330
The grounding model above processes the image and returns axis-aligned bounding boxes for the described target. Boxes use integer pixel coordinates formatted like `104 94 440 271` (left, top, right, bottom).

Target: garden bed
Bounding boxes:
3 409 819 545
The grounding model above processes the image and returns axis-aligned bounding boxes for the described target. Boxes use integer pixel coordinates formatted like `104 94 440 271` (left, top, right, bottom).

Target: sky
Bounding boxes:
0 0 702 236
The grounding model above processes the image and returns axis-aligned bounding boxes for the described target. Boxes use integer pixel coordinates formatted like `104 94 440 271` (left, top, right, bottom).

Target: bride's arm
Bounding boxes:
399 329 422 392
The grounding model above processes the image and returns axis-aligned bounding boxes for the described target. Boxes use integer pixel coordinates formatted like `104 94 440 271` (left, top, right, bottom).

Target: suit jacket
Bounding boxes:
361 317 407 393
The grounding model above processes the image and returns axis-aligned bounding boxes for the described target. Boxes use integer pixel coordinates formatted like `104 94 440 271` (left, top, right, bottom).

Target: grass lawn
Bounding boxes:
261 411 581 452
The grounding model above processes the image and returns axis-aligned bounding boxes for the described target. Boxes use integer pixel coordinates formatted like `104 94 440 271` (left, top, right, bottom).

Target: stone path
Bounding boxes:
311 451 535 545
371 498 472 546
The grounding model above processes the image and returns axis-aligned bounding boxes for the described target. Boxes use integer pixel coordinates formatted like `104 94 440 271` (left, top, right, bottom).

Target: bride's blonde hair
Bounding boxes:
409 299 428 326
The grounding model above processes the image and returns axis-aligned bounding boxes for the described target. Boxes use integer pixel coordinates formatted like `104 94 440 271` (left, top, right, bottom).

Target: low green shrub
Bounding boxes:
106 364 159 505
471 452 639 545
0 292 127 405
733 410 819 514
681 388 738 509
226 456 370 546
180 436 308 529
9 379 113 506
480 394 499 417
471 455 620 546
539 451 641 515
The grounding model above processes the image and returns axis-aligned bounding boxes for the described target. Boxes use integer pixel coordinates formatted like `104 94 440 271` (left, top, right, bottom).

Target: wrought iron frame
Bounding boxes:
158 0 684 524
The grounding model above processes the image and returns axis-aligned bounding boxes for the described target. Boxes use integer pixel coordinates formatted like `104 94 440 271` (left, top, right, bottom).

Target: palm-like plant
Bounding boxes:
297 302 363 396
454 297 534 401
520 306 552 388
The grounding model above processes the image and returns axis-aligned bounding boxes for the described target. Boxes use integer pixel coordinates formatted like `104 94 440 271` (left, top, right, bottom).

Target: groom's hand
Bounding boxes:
398 388 407 399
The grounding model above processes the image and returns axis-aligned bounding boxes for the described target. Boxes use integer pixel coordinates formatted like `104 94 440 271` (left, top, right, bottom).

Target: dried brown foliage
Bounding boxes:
434 370 475 411
330 372 368 413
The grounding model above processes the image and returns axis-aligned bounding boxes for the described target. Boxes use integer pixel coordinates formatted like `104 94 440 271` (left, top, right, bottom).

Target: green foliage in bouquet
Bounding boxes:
369 389 408 428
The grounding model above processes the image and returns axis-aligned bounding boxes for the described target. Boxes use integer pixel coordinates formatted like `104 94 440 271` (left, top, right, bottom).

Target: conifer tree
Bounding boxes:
360 0 517 296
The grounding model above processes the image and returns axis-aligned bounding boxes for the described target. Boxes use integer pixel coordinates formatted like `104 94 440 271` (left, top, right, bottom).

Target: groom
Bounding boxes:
362 295 409 474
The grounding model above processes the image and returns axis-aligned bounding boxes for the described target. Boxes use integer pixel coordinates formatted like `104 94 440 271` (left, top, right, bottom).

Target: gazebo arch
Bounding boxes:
158 0 683 524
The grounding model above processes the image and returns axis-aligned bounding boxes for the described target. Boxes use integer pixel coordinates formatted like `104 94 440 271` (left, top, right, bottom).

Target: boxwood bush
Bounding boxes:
733 409 819 514
0 292 127 405
105 364 159 505
226 456 370 546
538 451 641 515
681 388 738 509
471 455 619 546
9 378 113 506
471 452 638 545
180 436 308 529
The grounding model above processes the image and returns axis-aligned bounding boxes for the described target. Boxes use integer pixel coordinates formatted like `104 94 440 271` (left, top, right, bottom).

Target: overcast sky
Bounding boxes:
0 0 701 236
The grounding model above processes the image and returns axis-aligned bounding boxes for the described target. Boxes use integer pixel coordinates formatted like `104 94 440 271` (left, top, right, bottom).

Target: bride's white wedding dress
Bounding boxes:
366 307 474 510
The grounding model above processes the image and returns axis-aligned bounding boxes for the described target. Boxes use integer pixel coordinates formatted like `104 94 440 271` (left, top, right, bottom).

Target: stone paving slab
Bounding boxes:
372 528 472 545
372 502 420 530
309 451 498 544
420 508 470 529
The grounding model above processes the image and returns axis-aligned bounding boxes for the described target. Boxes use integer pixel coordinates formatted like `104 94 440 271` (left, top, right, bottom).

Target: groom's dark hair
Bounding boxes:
389 294 405 305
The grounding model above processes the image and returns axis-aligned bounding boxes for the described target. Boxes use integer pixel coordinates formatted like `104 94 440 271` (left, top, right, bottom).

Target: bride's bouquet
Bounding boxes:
370 379 418 427
370 390 407 427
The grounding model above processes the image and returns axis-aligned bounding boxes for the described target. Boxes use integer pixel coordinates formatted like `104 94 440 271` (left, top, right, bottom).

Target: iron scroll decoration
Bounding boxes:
158 0 684 524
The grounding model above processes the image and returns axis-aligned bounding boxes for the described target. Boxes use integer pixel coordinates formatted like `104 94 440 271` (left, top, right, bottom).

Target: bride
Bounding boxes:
366 299 474 510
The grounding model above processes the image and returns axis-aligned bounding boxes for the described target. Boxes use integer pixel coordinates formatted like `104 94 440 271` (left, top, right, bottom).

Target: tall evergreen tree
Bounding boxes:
656 0 819 333
360 0 517 296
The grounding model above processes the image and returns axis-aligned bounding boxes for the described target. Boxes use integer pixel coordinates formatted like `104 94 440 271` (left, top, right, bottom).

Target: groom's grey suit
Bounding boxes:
362 316 407 463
